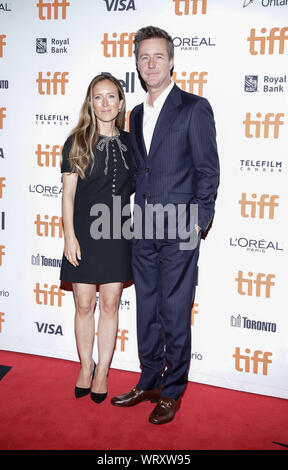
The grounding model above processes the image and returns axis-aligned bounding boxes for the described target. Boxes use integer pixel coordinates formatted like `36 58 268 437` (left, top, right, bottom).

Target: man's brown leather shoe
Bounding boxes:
111 385 162 407
148 397 181 424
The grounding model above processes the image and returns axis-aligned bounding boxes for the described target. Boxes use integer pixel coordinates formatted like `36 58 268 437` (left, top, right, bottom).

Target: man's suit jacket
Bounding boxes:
129 84 220 232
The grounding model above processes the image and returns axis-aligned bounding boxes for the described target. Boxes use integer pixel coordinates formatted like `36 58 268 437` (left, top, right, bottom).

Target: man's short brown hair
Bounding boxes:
134 26 174 62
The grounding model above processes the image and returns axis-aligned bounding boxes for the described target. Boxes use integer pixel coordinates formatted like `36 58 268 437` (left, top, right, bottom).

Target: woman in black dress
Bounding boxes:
60 74 133 403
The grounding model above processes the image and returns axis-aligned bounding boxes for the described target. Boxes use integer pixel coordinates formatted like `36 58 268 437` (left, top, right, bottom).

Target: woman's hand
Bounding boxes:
64 235 82 267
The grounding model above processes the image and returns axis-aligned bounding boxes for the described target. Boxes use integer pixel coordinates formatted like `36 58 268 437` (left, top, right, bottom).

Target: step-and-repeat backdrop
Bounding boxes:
1 0 288 399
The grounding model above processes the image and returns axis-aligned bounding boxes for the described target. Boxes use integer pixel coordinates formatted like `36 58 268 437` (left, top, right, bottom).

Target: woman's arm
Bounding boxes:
62 172 81 267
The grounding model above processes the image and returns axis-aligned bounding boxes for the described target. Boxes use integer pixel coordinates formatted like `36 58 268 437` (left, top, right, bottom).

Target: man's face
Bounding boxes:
137 38 174 91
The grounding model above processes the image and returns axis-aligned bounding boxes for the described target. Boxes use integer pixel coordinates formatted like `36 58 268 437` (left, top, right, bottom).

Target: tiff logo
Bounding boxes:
191 303 198 326
0 312 4 332
233 347 272 376
238 193 279 219
0 34 6 57
37 0 70 20
35 144 62 167
248 27 288 55
34 215 63 237
173 0 207 15
0 107 6 129
36 72 69 95
101 32 135 57
0 177 6 198
34 283 65 306
235 270 275 298
173 71 208 96
243 112 284 138
0 245 5 266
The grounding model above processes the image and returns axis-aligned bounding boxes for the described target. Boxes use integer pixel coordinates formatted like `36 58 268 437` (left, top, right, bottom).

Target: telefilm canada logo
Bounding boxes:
35 113 69 126
239 158 283 174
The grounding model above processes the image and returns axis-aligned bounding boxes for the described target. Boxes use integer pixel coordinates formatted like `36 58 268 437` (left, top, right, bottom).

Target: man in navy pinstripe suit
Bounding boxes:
111 26 220 424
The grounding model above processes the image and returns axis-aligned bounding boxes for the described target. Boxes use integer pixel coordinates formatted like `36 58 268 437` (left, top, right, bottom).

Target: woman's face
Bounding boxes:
92 79 123 125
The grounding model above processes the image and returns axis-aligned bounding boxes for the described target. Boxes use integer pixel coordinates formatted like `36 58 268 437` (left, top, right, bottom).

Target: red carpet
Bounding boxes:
0 350 287 450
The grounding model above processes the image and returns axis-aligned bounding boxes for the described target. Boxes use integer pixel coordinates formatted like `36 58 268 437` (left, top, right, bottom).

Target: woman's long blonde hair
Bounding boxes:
68 73 126 179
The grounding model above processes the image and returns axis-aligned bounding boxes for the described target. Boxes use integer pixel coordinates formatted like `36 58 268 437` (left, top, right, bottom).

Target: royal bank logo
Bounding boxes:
36 37 70 54
231 314 277 333
245 75 258 92
229 236 284 254
245 74 287 93
240 159 283 174
103 0 136 11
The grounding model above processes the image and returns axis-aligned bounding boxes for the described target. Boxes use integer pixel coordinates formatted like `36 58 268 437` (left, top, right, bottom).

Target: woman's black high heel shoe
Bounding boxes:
75 361 96 399
91 391 107 404
90 366 107 404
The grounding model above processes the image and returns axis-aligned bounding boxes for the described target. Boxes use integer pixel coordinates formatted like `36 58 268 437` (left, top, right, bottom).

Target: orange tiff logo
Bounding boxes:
101 32 135 57
0 34 6 57
35 144 62 167
36 72 69 95
35 214 63 237
37 0 70 20
0 245 5 266
248 27 288 55
0 107 6 129
173 0 207 15
233 347 272 376
0 177 6 198
0 312 5 332
238 193 279 219
34 283 65 306
243 112 284 138
173 72 207 96
191 303 198 326
235 270 275 298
